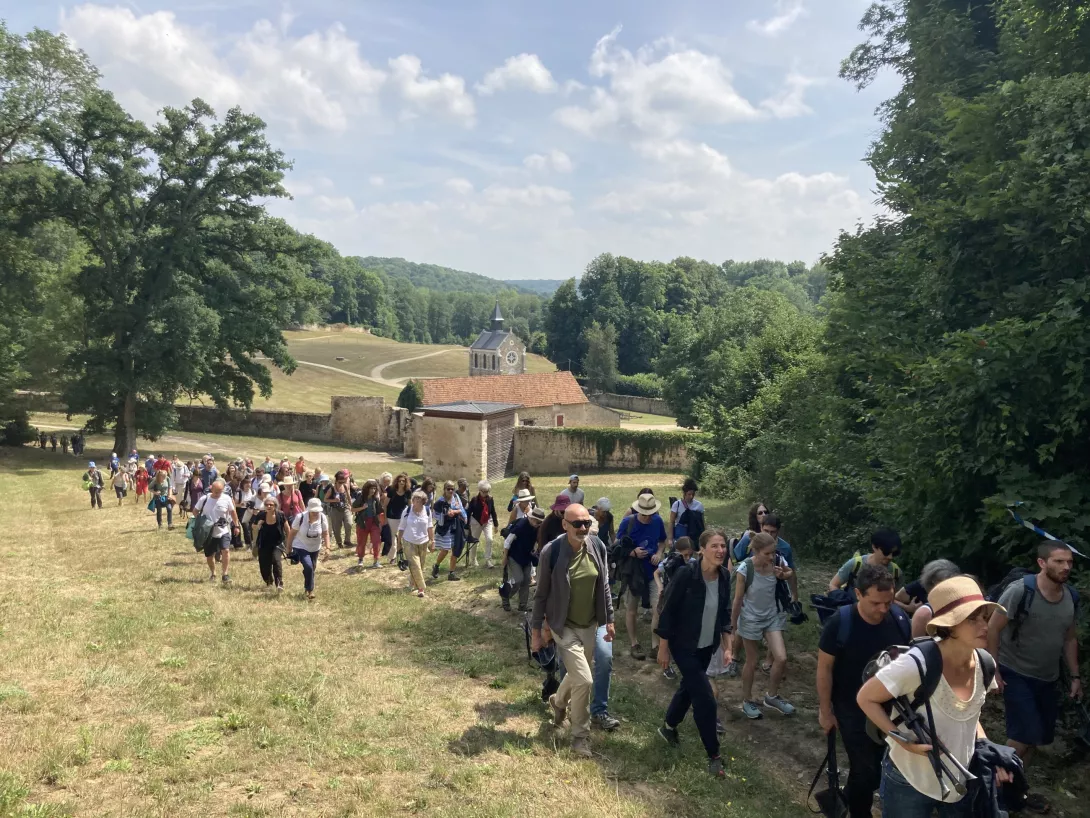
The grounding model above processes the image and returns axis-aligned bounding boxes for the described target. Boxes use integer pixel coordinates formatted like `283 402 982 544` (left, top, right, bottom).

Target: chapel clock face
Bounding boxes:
506 351 518 365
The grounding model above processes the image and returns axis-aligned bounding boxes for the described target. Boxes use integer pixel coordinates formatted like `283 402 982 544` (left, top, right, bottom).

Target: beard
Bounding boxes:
1044 566 1070 585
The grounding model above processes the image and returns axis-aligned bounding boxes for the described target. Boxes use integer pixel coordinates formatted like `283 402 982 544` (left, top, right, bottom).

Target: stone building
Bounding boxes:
419 371 620 428
469 302 525 376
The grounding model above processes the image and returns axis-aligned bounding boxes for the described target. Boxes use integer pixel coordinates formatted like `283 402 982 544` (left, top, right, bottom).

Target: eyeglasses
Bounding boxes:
568 519 593 529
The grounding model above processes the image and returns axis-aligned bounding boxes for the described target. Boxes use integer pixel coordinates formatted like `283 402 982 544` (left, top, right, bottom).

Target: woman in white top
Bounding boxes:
857 576 1013 816
397 490 435 599
285 498 330 600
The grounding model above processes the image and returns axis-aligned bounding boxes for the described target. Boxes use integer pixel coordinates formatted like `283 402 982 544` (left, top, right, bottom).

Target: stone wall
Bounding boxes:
330 396 412 449
511 427 691 474
420 415 486 478
175 406 332 443
589 392 673 417
516 402 621 428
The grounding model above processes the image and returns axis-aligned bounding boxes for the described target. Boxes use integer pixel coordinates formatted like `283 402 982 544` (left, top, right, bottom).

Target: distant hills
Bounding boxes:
355 256 567 297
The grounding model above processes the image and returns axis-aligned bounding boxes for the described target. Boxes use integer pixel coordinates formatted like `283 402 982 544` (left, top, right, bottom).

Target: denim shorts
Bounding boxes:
1000 664 1060 746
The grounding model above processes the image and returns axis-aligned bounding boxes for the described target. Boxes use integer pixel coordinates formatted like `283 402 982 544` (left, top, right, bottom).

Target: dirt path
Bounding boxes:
276 359 394 388
369 347 463 386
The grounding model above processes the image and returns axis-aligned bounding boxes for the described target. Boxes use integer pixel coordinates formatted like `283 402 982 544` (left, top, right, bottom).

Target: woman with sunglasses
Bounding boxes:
253 493 290 591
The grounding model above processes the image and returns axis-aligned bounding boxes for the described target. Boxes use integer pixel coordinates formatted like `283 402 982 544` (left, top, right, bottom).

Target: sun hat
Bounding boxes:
594 497 611 512
280 476 296 486
306 498 323 513
925 576 1005 636
631 493 662 516
551 494 571 512
530 507 547 522
515 488 535 503
478 480 492 492
318 473 331 483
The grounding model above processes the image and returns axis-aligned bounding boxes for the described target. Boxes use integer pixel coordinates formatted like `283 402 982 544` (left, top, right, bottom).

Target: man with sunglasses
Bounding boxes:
531 504 615 758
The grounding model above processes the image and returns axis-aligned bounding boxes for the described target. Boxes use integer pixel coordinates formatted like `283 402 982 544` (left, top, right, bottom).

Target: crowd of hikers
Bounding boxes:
71 448 1084 817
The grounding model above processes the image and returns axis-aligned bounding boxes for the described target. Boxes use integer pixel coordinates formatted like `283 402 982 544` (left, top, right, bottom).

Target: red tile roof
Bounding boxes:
419 371 588 409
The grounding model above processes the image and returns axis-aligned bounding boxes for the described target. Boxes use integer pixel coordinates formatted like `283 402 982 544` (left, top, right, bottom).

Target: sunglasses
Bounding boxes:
568 519 593 530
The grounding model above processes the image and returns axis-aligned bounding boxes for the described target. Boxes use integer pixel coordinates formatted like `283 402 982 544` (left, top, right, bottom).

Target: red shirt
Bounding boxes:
154 458 170 475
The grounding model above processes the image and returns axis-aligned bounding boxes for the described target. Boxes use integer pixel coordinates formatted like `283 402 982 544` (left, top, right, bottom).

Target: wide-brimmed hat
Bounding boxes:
280 476 296 486
306 498 323 513
515 488 535 503
926 576 1005 636
529 507 547 522
631 493 662 516
551 494 571 512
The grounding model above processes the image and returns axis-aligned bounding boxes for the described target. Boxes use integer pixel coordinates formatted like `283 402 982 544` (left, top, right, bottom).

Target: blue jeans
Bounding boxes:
291 548 318 592
880 755 970 818
558 624 613 716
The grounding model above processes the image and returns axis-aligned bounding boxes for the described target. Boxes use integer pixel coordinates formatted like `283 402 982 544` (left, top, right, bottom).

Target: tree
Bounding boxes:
397 379 424 412
543 278 585 372
583 321 618 393
44 94 312 453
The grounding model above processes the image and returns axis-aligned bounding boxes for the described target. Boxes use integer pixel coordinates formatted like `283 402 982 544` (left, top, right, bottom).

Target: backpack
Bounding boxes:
740 556 792 613
987 571 1081 642
673 497 706 542
864 638 996 746
835 603 911 650
845 553 902 591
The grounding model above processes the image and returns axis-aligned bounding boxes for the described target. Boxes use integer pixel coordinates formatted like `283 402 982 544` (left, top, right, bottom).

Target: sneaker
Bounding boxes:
657 724 680 747
472 560 480 568
448 572 461 581
763 694 795 716
221 574 231 585
663 665 677 680
548 694 566 727
707 757 726 778
571 736 593 758
276 584 283 593
306 591 315 601
372 559 382 569
502 603 511 612
357 559 364 568
716 718 726 736
591 713 620 731
485 559 495 569
724 660 739 678
741 700 763 720
431 563 440 579
415 590 425 598
517 605 530 613
167 525 174 531
629 643 646 661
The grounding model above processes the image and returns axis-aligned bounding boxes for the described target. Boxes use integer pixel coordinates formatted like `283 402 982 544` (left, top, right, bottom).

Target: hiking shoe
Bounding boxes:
707 757 726 778
724 660 739 677
629 643 646 660
502 603 511 612
1023 793 1050 814
221 574 231 585
663 665 677 680
657 724 680 747
592 713 620 731
716 718 726 736
571 736 593 758
763 694 795 716
448 572 461 581
548 695 566 727
306 591 315 601
517 605 530 613
431 563 440 579
741 700 763 720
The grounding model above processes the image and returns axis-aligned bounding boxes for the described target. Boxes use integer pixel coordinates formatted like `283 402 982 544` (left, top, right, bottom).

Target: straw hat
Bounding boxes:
280 476 296 486
925 576 1005 636
515 488 535 503
631 493 662 516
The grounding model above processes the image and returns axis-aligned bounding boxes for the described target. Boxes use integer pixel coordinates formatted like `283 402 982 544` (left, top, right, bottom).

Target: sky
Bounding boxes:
10 1 896 280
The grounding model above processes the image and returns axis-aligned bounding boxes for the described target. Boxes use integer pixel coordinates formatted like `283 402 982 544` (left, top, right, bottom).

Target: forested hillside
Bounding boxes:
356 255 543 296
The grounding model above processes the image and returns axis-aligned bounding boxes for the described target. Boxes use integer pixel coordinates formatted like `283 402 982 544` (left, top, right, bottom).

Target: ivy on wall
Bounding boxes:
555 427 691 469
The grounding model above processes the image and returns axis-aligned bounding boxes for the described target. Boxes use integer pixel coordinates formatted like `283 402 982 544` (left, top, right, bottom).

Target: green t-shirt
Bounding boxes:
565 547 600 629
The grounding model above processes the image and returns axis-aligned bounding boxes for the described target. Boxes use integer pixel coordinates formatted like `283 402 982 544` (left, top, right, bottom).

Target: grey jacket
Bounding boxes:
531 533 614 637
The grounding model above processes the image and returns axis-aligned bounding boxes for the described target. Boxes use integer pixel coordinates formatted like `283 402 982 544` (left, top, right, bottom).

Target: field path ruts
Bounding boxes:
369 347 463 386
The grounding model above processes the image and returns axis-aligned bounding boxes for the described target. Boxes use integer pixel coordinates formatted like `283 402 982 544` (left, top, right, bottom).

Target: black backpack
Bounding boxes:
864 638 996 746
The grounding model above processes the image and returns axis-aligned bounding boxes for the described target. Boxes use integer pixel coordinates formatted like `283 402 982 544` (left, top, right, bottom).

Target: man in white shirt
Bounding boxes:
560 475 585 506
195 479 241 585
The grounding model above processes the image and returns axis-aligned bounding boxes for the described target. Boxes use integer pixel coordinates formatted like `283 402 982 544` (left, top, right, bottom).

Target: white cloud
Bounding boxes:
483 184 572 207
476 53 557 95
555 27 811 139
388 55 476 125
445 177 474 195
369 175 385 187
523 149 573 173
760 72 818 118
747 1 807 37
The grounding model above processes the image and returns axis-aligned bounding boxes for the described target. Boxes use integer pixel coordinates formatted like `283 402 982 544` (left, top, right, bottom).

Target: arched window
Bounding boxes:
492 355 497 370
473 353 478 368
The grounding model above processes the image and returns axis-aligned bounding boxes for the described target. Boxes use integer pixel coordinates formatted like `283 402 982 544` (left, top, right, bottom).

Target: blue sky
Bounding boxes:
12 1 895 279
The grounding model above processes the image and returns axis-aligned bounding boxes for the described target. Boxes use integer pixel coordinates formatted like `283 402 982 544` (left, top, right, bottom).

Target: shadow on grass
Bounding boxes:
447 723 541 757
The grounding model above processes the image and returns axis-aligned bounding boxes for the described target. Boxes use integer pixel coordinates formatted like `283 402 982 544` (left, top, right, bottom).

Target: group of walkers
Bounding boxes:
69 444 1082 816
37 430 85 455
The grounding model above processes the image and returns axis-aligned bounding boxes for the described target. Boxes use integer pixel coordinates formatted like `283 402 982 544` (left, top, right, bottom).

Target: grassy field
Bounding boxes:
250 366 402 412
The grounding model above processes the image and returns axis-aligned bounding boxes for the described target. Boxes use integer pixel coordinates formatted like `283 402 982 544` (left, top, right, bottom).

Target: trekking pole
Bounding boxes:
892 698 975 796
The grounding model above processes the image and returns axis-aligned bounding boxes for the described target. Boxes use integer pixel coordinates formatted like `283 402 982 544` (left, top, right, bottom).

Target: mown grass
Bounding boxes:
0 445 814 818
186 366 404 413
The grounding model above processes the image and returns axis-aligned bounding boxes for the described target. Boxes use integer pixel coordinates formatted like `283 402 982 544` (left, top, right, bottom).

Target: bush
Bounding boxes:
612 373 664 398
397 380 424 412
1 412 37 446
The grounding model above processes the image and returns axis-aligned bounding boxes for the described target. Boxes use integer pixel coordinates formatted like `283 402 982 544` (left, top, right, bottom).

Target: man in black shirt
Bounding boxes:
816 563 909 818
